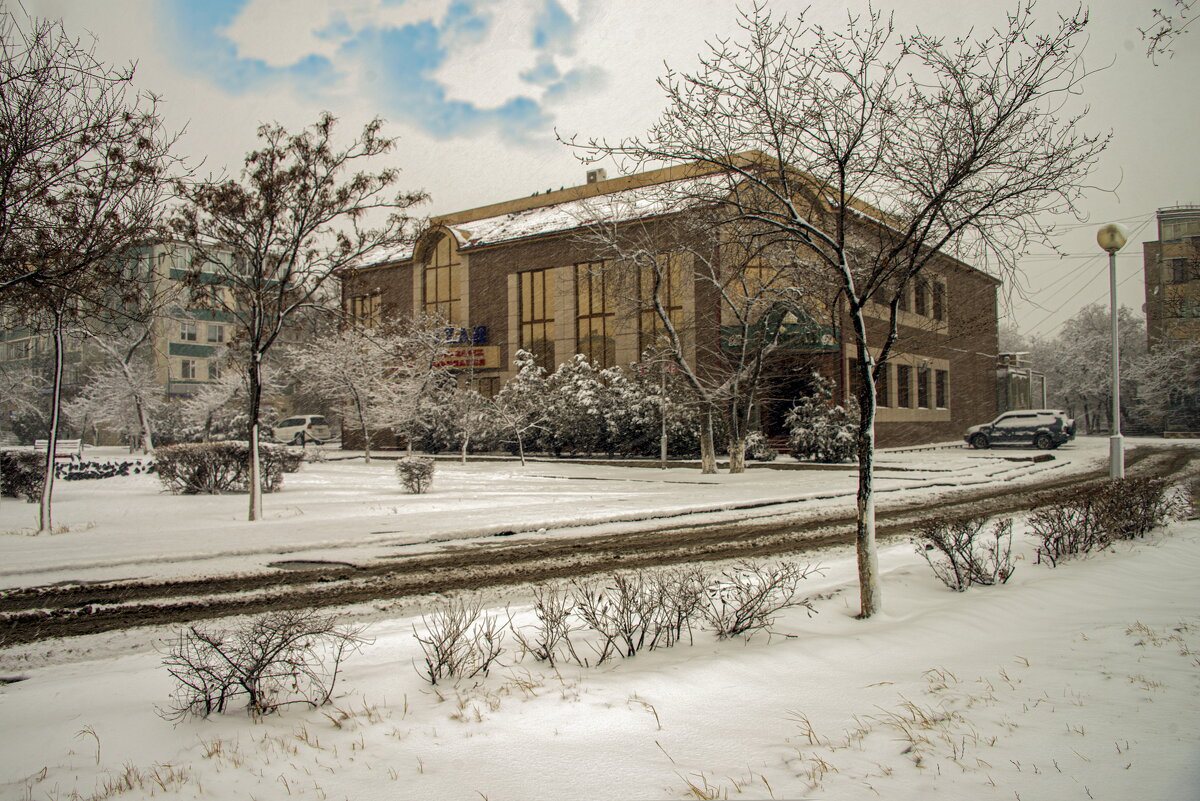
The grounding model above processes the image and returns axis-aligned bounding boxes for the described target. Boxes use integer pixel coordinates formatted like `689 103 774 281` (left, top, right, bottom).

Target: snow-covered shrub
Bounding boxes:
395 456 435 493
0 450 44 502
916 515 1016 591
155 442 288 495
744 431 778 462
159 609 368 719
786 373 859 463
701 561 820 638
414 597 509 684
1032 477 1191 567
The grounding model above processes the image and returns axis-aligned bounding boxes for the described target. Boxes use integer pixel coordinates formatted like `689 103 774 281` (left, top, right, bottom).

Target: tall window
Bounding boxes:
423 234 462 322
917 366 930 408
208 361 222 380
932 281 945 321
348 293 381 328
519 268 555 368
180 359 196 379
876 363 890 407
575 261 615 368
896 364 912 408
1172 259 1190 284
935 369 949 408
639 253 684 354
914 281 929 316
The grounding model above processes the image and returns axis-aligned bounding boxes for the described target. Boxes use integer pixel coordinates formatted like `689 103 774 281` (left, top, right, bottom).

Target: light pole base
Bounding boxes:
1109 434 1125 480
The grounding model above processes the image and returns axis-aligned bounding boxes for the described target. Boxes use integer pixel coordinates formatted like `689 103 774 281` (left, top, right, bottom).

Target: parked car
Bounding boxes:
964 409 1075 450
271 414 332 445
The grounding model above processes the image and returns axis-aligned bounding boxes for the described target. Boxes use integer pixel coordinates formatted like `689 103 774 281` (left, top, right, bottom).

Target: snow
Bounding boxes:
446 175 724 250
2 439 1101 589
1 436 1198 800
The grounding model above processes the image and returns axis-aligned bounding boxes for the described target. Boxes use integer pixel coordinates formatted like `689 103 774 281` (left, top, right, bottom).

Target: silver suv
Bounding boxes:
964 409 1075 450
271 414 332 445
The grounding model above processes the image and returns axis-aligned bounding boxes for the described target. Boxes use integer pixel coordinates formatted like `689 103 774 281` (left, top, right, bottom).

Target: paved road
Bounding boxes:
1 446 1195 646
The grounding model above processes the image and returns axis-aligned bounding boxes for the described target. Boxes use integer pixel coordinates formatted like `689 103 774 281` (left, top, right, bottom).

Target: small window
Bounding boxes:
179 321 197 341
309 416 327 426
180 359 196 379
1171 259 1189 284
207 361 221 380
207 324 224 343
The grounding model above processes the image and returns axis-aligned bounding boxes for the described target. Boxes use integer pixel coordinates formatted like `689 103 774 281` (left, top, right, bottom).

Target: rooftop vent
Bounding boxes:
586 168 608 184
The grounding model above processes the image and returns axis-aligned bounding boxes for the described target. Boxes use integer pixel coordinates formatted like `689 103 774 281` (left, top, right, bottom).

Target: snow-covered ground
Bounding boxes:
0 437 1123 589
1 437 1197 800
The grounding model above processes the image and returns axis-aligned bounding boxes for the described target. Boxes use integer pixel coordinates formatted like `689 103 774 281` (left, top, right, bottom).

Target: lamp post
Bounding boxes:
1097 223 1128 479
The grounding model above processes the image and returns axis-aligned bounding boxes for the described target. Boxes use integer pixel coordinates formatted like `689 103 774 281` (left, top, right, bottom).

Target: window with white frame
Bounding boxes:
179 320 197 341
180 359 196 379
207 323 224 343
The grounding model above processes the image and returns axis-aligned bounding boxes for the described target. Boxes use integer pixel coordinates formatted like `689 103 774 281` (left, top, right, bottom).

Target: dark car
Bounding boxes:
964 409 1075 450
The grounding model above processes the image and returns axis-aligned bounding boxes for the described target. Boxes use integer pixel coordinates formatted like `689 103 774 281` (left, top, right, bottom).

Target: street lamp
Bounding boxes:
1097 222 1128 479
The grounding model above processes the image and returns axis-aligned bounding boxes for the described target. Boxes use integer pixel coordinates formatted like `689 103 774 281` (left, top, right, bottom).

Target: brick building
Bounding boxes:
341 160 1000 448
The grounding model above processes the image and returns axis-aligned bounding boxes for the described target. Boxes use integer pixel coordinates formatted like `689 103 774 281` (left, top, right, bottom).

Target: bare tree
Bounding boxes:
171 113 426 520
65 325 164 453
1140 0 1196 63
566 3 1107 616
1 9 179 533
287 323 395 463
0 11 177 298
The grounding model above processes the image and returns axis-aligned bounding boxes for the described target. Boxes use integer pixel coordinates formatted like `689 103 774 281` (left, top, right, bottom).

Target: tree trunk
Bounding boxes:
354 396 371 464
699 407 717 474
516 431 527 466
135 397 154 454
727 436 746 473
247 354 263 522
37 314 66 535
852 329 881 618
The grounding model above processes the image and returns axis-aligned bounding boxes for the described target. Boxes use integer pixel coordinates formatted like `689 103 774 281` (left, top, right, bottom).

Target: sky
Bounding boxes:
13 0 1200 339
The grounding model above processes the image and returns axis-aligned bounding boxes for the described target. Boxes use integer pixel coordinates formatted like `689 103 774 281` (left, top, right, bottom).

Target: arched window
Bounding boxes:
423 233 461 323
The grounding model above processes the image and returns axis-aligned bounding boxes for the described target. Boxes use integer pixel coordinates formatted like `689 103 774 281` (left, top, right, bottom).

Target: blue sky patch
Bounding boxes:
159 0 594 141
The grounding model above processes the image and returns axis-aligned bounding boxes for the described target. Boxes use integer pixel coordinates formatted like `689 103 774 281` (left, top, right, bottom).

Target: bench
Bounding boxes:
34 438 84 459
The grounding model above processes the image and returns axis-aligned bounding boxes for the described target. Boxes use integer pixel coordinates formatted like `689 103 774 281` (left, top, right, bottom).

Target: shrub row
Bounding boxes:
1030 476 1190 566
416 561 821 683
155 442 302 495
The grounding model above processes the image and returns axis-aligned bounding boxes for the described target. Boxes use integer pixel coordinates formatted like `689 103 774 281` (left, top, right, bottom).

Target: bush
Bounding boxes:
916 515 1016 591
786 373 859 463
396 456 435 494
0 450 45 502
744 432 778 462
159 609 369 719
155 442 290 495
413 597 509 684
1031 477 1191 567
700 561 820 638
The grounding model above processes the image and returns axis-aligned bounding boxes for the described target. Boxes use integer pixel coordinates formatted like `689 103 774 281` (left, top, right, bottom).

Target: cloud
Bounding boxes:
159 0 602 140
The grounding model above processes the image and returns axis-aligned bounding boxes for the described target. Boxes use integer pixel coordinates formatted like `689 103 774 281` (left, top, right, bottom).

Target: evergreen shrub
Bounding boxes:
0 450 45 502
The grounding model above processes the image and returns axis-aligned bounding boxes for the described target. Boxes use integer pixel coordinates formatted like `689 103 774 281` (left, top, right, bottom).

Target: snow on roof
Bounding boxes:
447 175 729 250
